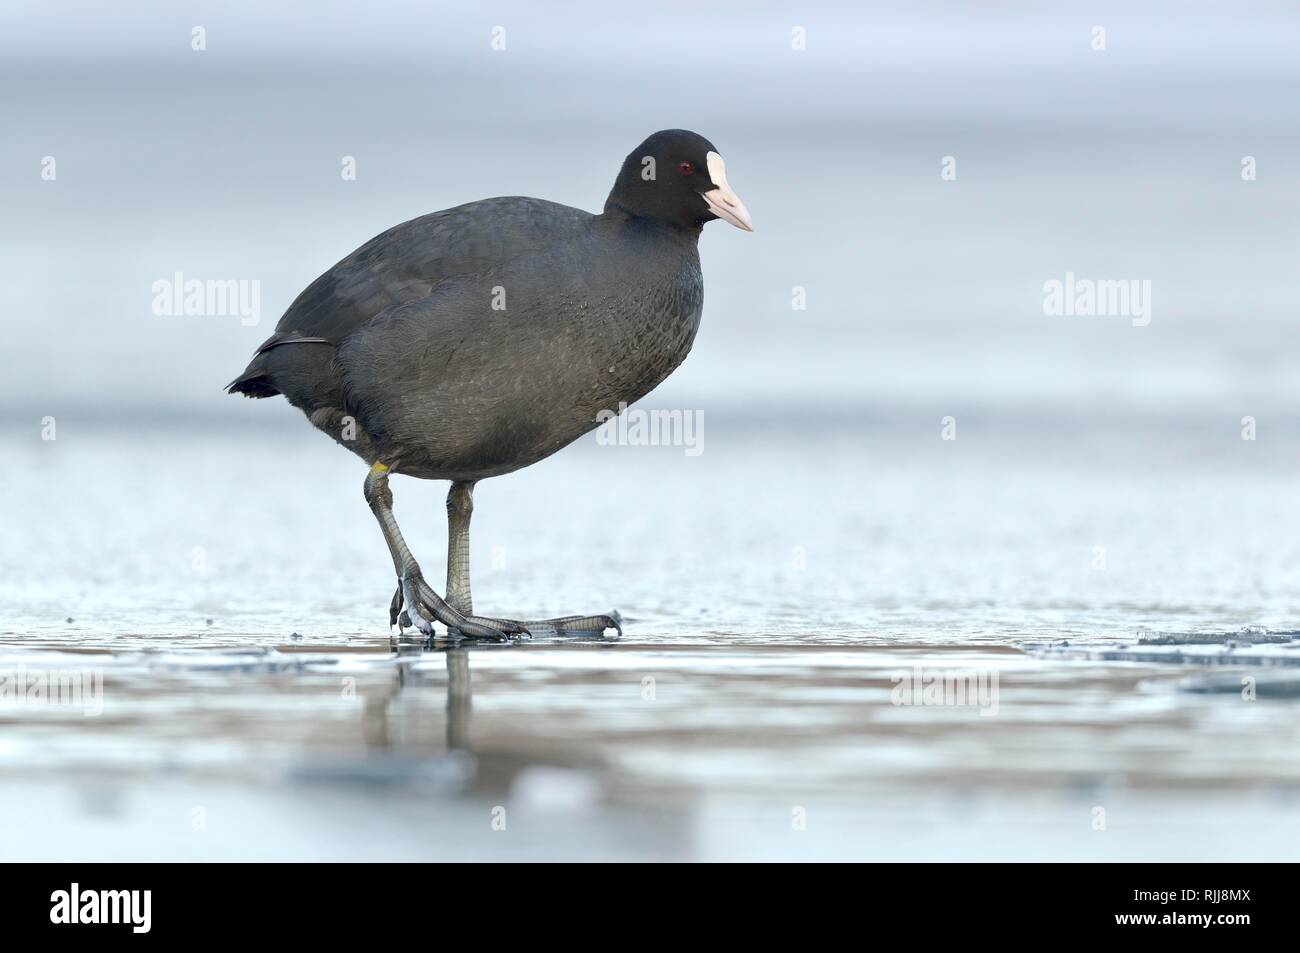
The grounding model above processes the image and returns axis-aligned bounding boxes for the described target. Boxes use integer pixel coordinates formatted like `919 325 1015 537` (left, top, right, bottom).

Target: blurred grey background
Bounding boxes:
3 0 1299 427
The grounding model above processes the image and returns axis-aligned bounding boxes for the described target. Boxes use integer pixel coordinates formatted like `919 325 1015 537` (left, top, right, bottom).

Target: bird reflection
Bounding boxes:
445 648 471 751
361 641 474 755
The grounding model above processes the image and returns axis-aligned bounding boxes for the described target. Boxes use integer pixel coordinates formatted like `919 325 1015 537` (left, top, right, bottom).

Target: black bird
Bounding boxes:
228 129 752 640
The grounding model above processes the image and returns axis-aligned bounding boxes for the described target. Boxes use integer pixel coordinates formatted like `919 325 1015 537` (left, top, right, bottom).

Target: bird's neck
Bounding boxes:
598 203 702 243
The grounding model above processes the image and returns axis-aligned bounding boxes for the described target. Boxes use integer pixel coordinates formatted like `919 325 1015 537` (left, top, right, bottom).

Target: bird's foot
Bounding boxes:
471 610 623 640
390 573 529 642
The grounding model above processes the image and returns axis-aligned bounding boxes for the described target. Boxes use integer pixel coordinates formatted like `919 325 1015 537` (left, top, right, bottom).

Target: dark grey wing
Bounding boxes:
227 197 593 402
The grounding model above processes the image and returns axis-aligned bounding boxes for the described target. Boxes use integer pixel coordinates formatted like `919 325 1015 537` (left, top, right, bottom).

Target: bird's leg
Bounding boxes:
363 463 525 642
445 481 475 616
385 479 474 629
439 479 623 639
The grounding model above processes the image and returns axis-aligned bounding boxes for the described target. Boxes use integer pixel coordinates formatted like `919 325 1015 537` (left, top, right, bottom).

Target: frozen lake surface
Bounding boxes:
4 416 1300 860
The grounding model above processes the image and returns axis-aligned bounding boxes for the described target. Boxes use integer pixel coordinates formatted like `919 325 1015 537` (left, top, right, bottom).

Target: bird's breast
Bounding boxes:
583 264 704 409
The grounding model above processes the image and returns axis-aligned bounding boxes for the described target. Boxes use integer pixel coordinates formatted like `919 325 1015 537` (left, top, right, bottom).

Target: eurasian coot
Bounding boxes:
228 129 752 639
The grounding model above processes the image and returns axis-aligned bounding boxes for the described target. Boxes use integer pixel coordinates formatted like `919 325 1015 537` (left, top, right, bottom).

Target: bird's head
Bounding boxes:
606 129 753 233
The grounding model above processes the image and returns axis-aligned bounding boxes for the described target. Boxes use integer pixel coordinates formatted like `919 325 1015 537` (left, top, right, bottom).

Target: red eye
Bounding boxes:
679 161 695 176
